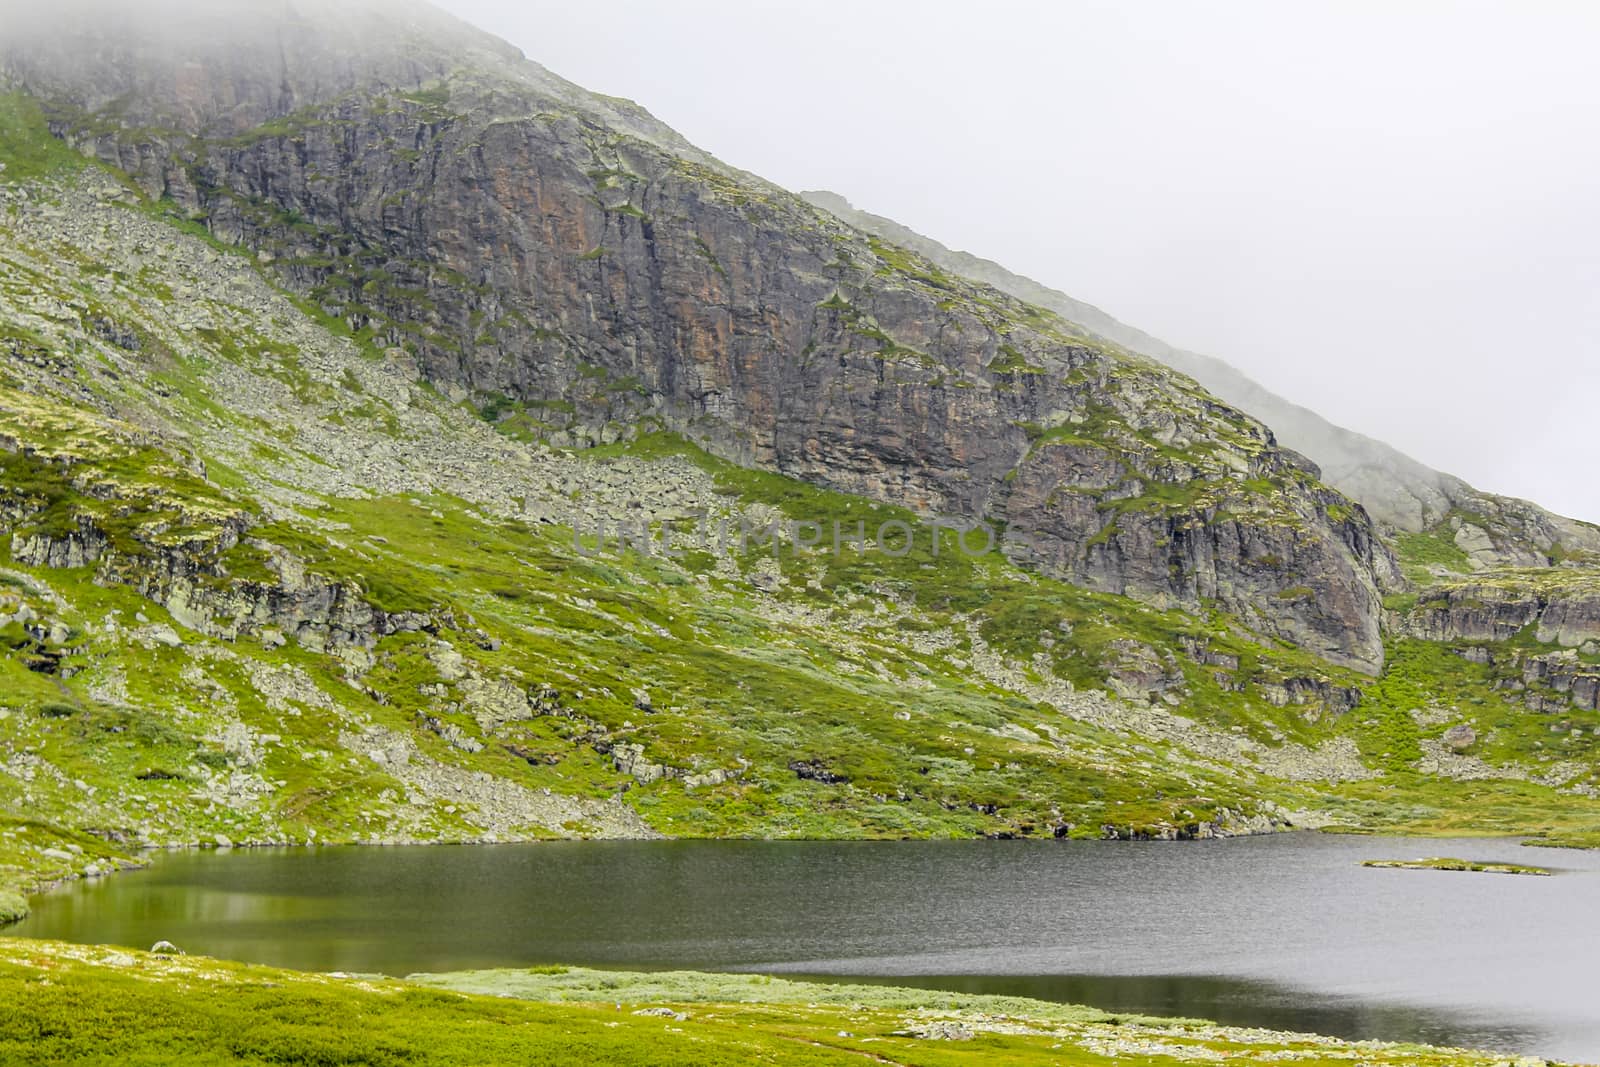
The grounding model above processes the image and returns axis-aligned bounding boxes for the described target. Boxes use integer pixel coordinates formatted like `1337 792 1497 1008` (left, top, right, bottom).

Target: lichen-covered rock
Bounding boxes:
1519 652 1600 711
10 520 109 569
1398 579 1600 648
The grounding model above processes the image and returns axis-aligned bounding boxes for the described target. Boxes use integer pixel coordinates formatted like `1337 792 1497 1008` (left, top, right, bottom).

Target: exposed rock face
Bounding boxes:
0 471 439 652
1254 677 1363 716
1437 506 1600 573
1444 642 1600 715
1 1 1395 672
801 191 1600 559
147 567 439 653
1397 581 1600 648
1519 652 1600 712
10 519 108 569
1103 639 1185 703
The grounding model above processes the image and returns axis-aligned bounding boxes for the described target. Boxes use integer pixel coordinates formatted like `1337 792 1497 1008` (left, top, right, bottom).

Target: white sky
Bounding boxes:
439 0 1600 521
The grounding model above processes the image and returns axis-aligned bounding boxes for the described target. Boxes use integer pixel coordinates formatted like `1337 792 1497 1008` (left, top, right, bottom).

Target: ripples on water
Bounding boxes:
16 834 1599 1062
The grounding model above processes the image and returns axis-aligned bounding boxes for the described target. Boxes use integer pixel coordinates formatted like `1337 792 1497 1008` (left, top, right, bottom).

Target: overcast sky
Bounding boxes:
440 0 1600 521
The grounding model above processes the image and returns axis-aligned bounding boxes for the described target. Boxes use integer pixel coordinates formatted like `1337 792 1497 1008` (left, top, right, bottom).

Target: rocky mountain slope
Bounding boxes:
1 0 1599 920
795 192 1600 721
801 189 1600 562
0 0 1398 672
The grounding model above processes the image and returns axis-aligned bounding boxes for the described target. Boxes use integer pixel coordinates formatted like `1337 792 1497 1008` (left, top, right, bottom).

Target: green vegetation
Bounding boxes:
987 344 1045 375
867 236 956 291
420 965 1152 1021
1362 857 1551 876
1529 827 1600 849
0 940 1539 1067
692 235 727 277
0 92 85 183
1393 522 1475 583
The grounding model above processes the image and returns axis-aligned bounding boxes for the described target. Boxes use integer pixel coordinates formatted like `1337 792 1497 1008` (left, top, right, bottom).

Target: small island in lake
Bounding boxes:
1362 858 1552 876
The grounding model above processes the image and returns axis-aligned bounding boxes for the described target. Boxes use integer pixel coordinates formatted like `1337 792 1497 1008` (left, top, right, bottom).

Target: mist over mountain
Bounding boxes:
440 0 1600 525
801 189 1600 558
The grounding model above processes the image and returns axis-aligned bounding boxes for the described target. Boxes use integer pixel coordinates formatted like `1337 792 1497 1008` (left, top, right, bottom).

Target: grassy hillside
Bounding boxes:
0 938 1542 1066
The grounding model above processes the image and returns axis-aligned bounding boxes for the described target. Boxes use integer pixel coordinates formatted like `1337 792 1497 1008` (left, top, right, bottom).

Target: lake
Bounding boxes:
15 834 1598 1062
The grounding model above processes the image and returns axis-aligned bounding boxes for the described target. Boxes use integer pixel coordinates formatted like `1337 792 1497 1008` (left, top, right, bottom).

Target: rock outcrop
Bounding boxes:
0 450 441 652
799 192 1600 560
1396 579 1600 647
1518 651 1600 712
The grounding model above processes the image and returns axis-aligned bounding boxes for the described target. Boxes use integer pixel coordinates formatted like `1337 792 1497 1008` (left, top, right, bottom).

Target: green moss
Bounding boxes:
605 202 648 220
244 518 437 616
1528 827 1600 849
1394 522 1475 582
1362 857 1550 875
1383 592 1420 614
0 93 85 183
866 236 956 290
400 84 454 113
988 345 1044 375
692 236 727 278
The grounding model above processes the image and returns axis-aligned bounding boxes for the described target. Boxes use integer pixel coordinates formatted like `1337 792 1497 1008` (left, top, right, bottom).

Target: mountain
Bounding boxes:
801 190 1600 562
2 0 1599 920
0 0 1405 672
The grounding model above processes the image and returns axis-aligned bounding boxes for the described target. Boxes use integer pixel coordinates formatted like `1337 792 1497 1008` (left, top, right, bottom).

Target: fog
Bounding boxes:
437 0 1600 522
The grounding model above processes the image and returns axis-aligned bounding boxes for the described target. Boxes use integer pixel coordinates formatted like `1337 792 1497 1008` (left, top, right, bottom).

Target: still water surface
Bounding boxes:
17 834 1599 1062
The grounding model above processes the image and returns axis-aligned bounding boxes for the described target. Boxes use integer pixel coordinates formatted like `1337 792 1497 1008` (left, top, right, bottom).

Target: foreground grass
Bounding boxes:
0 939 1554 1066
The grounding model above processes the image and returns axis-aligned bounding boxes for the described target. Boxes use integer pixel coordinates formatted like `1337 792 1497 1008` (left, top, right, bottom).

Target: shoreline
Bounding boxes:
0 938 1568 1066
4 833 1588 1062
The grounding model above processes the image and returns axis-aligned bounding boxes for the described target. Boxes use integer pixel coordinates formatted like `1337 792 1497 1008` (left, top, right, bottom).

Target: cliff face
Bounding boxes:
0 1 1395 672
1396 578 1600 648
801 191 1600 561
